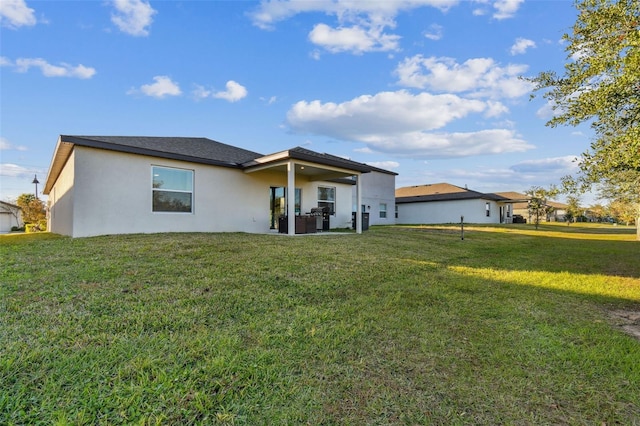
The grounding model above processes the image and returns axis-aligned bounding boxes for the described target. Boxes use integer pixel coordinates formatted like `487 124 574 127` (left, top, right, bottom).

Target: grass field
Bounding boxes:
1 224 639 425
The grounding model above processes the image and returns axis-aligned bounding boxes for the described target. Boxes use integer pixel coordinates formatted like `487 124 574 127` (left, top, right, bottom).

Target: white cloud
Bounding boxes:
288 90 487 137
366 160 400 169
472 8 486 17
510 37 536 55
361 129 533 158
213 81 248 102
485 100 509 117
0 0 36 29
129 76 181 98
399 155 581 195
260 95 277 105
0 163 32 178
193 81 248 102
0 137 28 151
286 90 533 158
249 0 457 54
2 57 96 79
536 100 555 119
249 0 457 30
111 0 156 37
536 97 574 120
309 23 400 54
395 55 533 99
510 156 580 174
493 0 523 20
424 24 443 41
192 84 212 100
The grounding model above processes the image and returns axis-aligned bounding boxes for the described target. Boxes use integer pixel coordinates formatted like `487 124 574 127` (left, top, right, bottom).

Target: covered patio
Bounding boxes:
242 147 372 235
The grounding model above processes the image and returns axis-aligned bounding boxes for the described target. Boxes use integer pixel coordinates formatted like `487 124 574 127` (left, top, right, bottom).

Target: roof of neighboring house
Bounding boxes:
492 191 529 202
0 200 21 211
493 192 569 210
396 183 510 204
547 200 569 209
396 182 469 197
44 135 394 194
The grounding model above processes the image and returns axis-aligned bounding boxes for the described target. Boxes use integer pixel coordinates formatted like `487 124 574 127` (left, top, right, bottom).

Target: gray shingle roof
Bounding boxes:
61 135 264 167
285 147 383 174
45 135 394 194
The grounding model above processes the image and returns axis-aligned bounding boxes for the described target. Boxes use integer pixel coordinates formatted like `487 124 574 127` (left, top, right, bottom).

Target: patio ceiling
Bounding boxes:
243 159 358 181
242 147 370 181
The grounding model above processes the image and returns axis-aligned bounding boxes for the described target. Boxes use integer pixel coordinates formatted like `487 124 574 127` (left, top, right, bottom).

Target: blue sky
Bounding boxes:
1 0 590 203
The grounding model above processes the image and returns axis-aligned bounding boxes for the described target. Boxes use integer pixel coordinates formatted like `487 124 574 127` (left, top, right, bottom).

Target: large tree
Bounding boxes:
16 193 46 230
526 186 559 230
529 0 640 240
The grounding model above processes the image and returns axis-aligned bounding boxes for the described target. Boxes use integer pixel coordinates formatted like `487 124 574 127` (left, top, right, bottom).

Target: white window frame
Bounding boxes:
317 186 336 215
379 203 387 218
152 165 194 213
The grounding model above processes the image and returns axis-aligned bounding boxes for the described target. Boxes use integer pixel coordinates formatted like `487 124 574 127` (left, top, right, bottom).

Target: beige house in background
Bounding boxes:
43 135 395 237
494 191 569 222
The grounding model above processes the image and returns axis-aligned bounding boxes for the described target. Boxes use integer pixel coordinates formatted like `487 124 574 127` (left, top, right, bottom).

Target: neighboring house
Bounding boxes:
0 201 23 233
547 200 570 222
492 191 530 222
493 192 569 222
43 135 395 237
396 183 514 224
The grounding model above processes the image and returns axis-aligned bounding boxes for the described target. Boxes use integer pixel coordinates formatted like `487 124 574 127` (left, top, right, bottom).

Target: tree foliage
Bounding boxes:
564 195 582 224
529 0 640 239
588 203 607 222
16 194 46 229
608 199 637 225
526 186 559 230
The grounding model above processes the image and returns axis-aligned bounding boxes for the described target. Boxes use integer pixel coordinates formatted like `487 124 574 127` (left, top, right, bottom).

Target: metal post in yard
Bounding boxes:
461 215 464 240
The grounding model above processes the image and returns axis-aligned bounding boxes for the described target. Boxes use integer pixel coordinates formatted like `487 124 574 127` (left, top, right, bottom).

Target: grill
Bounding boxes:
309 207 330 231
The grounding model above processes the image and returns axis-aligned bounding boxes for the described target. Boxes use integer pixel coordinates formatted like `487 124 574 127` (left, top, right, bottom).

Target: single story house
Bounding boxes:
0 200 23 233
494 191 569 222
43 135 396 237
395 183 515 224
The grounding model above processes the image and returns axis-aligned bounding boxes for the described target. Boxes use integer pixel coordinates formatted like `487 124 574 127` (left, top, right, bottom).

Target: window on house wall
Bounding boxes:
379 203 387 218
507 204 511 217
152 166 193 213
318 186 335 214
486 202 490 217
395 205 398 219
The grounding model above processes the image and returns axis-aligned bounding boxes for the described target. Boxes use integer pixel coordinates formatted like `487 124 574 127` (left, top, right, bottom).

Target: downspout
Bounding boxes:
287 160 296 236
356 173 362 234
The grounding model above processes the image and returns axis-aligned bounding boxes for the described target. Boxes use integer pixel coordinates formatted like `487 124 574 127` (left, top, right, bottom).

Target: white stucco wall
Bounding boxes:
49 147 358 237
354 171 396 226
396 198 503 224
48 150 76 236
0 202 23 233
0 209 22 232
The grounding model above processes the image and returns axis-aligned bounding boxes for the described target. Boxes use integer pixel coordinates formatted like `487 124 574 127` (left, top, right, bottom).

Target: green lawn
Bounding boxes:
1 224 639 425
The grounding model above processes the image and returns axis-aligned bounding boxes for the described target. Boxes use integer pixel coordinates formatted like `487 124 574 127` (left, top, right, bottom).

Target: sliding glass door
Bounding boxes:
270 187 301 229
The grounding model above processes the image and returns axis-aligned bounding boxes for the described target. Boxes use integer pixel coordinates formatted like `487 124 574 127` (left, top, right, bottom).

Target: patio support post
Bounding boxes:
287 160 296 236
355 173 362 234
